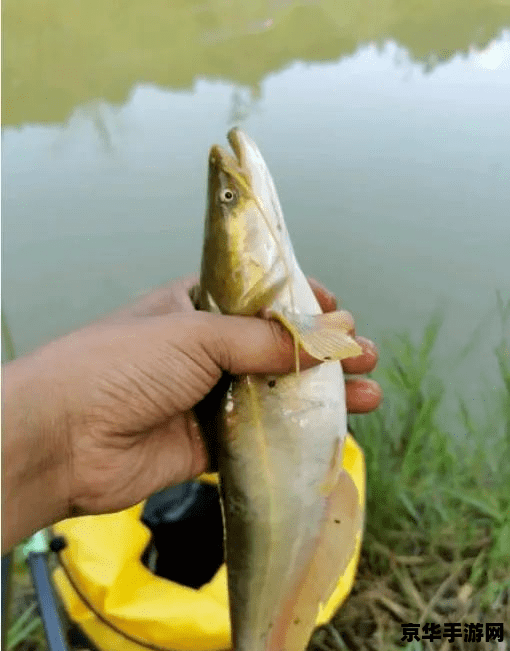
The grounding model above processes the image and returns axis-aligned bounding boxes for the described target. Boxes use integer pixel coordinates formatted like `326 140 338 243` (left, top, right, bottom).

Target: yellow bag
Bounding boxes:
52 434 365 651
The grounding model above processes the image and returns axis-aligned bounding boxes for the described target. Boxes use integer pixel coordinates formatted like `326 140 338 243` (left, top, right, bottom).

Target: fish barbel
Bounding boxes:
197 129 363 651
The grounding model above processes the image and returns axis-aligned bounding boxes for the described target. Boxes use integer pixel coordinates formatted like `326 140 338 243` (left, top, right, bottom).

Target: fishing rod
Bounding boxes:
22 533 69 651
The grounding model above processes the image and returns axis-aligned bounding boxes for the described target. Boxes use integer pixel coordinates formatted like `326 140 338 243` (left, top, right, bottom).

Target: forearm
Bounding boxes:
2 354 70 553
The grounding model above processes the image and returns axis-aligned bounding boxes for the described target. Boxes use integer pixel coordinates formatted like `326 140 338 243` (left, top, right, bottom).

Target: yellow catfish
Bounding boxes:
197 128 363 651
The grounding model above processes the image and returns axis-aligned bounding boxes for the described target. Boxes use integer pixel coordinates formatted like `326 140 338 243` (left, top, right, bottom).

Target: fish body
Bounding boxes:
198 129 362 651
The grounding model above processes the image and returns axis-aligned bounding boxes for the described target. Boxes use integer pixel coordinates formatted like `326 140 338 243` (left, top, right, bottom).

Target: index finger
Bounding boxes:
102 274 200 323
131 274 200 317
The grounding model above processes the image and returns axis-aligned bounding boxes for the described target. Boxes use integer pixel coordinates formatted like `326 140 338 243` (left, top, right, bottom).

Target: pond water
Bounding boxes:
2 1 509 431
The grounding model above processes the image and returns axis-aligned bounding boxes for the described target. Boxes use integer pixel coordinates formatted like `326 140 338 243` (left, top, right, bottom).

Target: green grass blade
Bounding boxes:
7 602 42 650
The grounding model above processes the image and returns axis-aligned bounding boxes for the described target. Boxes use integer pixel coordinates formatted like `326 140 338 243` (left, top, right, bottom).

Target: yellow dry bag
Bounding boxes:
52 434 365 651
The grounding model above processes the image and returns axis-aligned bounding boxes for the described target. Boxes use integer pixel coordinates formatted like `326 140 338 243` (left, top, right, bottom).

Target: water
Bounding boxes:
2 1 509 430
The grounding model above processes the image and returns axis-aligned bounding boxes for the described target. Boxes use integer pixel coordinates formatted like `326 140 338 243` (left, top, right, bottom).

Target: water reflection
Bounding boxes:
228 86 262 124
50 102 123 156
3 0 510 127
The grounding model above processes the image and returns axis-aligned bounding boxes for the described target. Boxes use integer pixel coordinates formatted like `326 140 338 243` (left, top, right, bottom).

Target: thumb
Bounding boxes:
201 312 323 376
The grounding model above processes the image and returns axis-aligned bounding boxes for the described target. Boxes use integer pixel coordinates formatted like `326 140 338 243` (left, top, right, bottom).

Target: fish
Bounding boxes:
196 128 363 651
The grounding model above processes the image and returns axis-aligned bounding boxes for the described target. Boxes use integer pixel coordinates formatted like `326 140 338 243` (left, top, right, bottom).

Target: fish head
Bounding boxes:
206 140 252 225
201 128 291 316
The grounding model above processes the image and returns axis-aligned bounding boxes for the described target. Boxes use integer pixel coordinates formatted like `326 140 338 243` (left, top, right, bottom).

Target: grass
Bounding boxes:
310 293 510 651
4 296 510 650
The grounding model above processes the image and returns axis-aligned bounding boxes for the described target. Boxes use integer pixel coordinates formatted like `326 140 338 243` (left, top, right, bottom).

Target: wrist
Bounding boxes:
2 351 71 553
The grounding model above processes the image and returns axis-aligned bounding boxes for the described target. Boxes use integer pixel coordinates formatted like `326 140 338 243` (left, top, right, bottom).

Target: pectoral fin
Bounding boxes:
267 460 363 651
269 310 362 368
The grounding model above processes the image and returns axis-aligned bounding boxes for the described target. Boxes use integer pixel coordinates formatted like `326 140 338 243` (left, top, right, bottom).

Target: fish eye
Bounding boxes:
219 188 236 203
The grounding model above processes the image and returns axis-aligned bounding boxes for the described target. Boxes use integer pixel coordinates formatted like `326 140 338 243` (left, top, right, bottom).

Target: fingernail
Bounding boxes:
357 336 377 355
364 378 381 397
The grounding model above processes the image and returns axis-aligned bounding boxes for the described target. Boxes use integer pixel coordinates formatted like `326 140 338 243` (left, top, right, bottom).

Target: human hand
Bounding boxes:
99 274 381 474
2 275 380 552
103 274 381 414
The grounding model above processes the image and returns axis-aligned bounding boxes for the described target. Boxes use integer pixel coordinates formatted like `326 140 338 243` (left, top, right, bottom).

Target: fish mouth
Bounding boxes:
228 127 260 180
208 127 259 182
208 142 240 175
227 127 246 167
